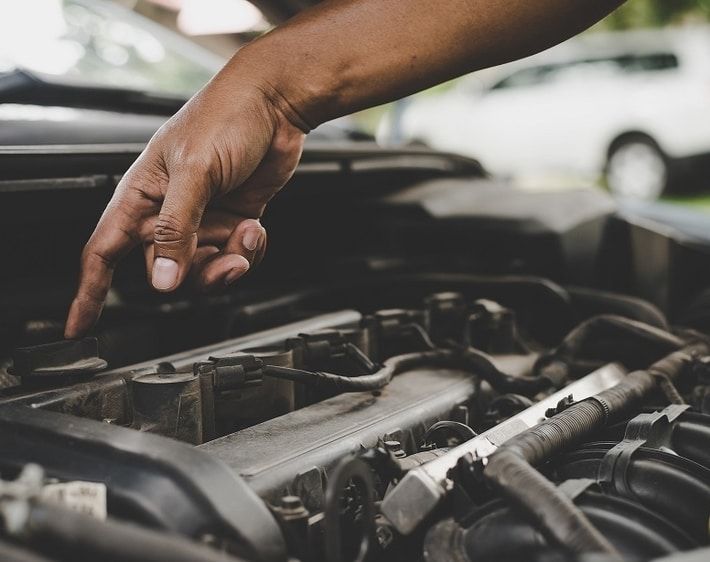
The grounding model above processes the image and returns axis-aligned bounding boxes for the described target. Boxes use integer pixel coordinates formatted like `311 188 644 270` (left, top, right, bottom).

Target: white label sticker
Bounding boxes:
40 481 107 520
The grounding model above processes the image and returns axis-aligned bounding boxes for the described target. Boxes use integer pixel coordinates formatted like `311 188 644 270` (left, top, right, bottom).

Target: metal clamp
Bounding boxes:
597 404 689 497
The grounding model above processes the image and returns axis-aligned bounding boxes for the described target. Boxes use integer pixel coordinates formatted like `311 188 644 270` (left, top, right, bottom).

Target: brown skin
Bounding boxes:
65 0 624 339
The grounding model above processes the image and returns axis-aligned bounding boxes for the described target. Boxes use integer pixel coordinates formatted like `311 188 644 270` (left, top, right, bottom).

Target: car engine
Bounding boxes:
1 143 709 562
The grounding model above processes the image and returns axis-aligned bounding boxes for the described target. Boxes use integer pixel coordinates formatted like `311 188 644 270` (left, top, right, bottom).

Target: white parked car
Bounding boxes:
377 26 710 200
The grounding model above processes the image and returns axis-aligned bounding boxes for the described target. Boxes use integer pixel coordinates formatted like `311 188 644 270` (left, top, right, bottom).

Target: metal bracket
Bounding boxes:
597 404 689 497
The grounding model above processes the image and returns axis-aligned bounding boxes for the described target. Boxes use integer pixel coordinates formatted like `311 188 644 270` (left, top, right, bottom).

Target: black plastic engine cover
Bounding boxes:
374 178 616 284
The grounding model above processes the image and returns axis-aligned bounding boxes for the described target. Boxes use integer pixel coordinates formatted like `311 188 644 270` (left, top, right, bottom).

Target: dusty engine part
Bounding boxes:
10 337 107 379
2 275 710 562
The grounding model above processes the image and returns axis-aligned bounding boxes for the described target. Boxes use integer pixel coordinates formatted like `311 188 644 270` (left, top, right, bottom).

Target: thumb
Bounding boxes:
151 173 208 292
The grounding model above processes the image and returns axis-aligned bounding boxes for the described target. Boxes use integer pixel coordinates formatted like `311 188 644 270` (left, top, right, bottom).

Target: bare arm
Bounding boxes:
249 0 624 127
65 0 623 338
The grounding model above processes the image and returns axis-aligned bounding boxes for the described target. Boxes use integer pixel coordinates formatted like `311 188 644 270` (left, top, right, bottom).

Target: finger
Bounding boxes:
196 253 250 291
148 239 229 291
65 198 144 338
141 209 219 288
188 245 221 288
225 219 265 264
194 219 266 291
151 170 210 292
194 210 245 246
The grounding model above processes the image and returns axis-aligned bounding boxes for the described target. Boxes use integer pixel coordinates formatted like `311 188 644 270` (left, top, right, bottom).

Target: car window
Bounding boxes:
615 53 679 72
489 66 558 90
490 52 679 91
0 0 225 97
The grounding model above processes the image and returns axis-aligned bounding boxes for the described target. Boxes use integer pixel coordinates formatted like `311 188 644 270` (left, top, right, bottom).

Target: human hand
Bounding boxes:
65 66 305 338
65 0 624 340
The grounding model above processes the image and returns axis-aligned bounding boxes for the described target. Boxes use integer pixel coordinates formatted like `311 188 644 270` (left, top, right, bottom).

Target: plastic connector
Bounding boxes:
194 354 264 391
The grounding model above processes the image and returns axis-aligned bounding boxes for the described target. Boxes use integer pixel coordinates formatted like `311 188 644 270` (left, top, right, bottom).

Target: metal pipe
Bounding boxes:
380 363 626 534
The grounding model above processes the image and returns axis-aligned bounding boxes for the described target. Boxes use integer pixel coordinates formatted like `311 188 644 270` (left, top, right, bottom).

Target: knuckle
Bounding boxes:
120 151 168 192
154 212 192 247
154 220 184 244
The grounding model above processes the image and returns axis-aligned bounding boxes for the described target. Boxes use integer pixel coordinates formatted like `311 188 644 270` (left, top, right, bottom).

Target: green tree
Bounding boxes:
603 0 710 29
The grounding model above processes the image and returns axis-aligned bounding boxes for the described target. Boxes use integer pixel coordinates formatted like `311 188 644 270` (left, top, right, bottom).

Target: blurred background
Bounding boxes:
374 1 710 209
1 0 709 209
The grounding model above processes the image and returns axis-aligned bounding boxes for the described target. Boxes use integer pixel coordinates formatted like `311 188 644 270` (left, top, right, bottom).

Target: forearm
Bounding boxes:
231 0 624 129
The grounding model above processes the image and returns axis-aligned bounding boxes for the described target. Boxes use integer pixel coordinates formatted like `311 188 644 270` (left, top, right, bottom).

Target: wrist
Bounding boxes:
224 30 352 132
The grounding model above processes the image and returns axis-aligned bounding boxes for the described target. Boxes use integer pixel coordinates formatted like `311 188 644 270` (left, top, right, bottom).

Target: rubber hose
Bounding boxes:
23 502 249 562
263 348 555 395
485 343 707 556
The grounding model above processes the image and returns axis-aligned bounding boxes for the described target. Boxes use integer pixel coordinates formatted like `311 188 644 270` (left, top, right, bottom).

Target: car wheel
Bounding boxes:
606 138 669 201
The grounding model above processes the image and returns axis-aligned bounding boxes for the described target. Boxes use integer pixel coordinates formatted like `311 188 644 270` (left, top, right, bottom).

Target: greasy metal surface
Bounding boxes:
419 363 625 482
132 372 203 444
1 311 362 415
125 310 363 373
381 363 627 534
10 337 106 378
200 367 485 504
3 375 130 424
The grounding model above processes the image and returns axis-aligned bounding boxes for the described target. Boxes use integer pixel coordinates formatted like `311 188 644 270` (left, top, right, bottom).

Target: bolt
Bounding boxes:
278 495 309 522
280 495 304 511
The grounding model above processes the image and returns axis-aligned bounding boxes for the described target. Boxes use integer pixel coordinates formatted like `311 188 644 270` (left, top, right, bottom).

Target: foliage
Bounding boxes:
601 0 710 29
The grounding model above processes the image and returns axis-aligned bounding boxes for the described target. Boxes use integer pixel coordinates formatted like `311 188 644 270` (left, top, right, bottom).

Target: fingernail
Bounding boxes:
152 257 178 290
243 227 262 251
225 265 248 285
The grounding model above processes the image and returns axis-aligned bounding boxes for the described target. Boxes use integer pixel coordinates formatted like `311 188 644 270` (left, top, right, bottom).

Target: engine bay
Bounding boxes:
1 274 710 562
1 144 710 562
